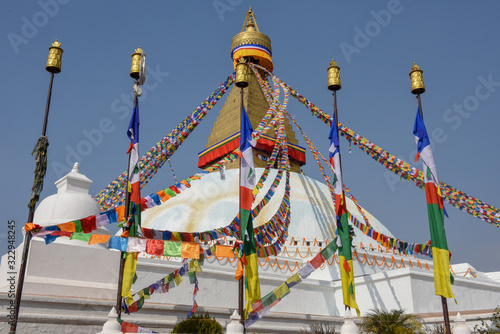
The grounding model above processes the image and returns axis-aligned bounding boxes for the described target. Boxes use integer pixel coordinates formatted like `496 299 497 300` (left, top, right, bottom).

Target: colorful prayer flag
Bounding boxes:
126 100 141 237
122 252 138 305
413 107 455 300
122 98 142 306
240 105 260 318
329 113 360 316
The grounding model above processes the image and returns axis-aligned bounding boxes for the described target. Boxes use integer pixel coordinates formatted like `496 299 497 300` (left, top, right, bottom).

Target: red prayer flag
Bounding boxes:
146 239 164 255
142 228 154 239
80 216 97 233
121 321 139 333
310 252 325 269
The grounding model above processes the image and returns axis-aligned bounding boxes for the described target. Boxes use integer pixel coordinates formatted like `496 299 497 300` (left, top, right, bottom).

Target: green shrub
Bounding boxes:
300 322 336 334
360 309 424 334
474 306 500 334
172 312 222 334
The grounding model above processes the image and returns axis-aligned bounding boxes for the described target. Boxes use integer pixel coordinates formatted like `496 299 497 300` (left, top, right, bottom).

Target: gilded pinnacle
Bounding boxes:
329 59 338 67
409 62 425 95
231 8 273 72
52 39 61 48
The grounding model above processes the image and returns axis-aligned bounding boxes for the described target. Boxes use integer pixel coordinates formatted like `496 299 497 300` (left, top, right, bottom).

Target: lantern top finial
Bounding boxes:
411 62 420 71
51 40 61 48
329 59 339 67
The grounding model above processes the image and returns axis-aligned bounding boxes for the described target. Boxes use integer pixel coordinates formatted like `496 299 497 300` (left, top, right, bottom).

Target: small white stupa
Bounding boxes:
34 162 102 227
0 163 120 300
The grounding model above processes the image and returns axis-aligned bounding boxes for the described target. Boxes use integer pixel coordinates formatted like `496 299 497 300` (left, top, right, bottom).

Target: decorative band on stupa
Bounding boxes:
230 7 273 72
198 132 306 168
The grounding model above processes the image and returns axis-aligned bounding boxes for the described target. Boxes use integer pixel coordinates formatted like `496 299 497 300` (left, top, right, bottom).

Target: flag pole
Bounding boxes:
115 47 145 318
10 40 63 334
114 101 135 318
235 57 249 325
328 59 349 314
410 63 451 334
327 58 343 191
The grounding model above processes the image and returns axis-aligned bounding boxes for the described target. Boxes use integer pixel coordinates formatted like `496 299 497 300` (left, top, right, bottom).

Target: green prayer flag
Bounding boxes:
320 238 338 260
137 296 144 310
164 188 177 197
189 271 196 284
261 290 278 307
163 242 182 257
70 232 91 242
73 220 83 233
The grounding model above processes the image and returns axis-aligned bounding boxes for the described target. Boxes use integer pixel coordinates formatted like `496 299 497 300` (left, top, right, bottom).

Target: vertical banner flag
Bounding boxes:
122 99 141 305
240 105 260 318
329 114 360 316
413 108 455 300
126 100 141 237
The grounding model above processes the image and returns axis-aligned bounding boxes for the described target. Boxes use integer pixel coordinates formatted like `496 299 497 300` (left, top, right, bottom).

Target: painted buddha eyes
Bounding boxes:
257 154 269 161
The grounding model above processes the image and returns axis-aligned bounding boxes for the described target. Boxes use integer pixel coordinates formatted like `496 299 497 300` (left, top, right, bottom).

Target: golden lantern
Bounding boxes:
327 59 341 91
46 40 63 73
409 62 425 95
235 58 249 88
130 46 143 80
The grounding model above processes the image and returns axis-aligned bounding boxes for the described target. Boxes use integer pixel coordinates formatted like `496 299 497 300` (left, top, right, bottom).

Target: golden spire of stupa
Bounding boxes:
230 7 273 72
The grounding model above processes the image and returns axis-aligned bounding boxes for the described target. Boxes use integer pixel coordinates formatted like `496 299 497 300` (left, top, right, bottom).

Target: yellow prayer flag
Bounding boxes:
273 283 290 299
121 252 138 305
174 273 183 286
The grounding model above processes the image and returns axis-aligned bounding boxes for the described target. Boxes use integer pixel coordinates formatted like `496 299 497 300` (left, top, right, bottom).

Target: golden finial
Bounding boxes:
240 7 259 32
46 39 63 73
327 58 341 91
235 57 249 88
409 62 425 95
130 46 143 80
231 8 273 72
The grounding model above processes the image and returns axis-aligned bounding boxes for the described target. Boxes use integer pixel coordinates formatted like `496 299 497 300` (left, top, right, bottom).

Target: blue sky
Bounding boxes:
1 1 499 275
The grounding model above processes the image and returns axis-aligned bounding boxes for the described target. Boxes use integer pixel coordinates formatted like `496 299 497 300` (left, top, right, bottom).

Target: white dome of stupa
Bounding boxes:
142 168 394 245
33 162 101 226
